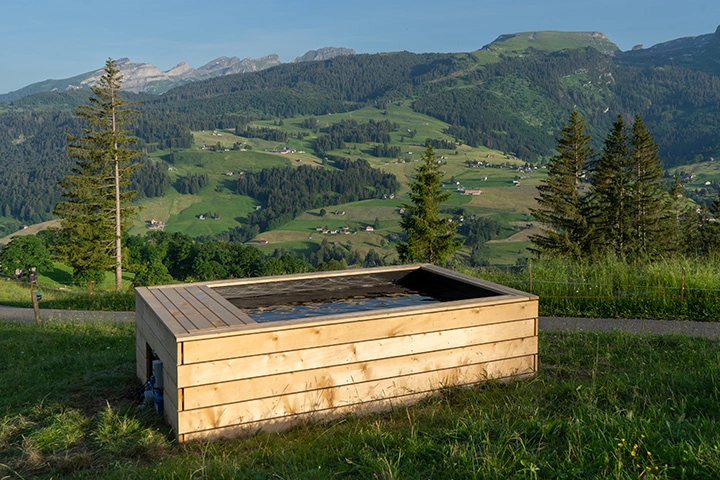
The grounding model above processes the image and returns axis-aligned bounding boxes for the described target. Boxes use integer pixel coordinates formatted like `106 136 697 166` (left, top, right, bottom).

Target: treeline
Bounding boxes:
130 158 171 199
314 119 398 154
531 111 720 262
371 144 402 158
124 231 308 284
425 138 457 150
236 157 399 232
236 125 288 142
125 231 390 285
175 173 209 195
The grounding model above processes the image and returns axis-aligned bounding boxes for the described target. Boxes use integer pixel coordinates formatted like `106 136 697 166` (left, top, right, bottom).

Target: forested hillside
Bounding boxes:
2 29 720 226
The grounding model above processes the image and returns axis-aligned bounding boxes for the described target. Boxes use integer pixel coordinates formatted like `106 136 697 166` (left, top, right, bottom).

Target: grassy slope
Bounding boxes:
115 101 545 264
2 322 719 478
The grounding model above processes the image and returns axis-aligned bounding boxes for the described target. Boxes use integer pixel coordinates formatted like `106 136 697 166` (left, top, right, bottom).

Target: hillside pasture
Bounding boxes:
49 103 548 265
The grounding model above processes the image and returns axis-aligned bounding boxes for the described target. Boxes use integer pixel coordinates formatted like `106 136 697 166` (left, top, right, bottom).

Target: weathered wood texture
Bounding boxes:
135 265 538 442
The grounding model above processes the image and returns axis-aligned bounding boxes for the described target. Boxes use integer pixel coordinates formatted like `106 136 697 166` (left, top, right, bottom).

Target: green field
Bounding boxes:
6 103 547 265
3 321 720 478
179 106 546 264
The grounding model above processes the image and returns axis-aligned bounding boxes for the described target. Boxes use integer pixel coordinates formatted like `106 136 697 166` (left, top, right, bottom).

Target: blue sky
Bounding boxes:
2 0 719 94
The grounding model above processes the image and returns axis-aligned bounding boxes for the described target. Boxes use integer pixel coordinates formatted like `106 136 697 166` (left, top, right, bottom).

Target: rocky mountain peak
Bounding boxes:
0 47 355 101
293 47 355 63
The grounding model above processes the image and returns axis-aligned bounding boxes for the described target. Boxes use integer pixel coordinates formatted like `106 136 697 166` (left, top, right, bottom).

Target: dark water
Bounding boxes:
246 292 441 323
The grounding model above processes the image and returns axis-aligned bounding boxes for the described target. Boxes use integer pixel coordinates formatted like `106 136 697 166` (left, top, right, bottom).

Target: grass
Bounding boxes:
468 256 720 321
1 320 719 478
0 266 135 311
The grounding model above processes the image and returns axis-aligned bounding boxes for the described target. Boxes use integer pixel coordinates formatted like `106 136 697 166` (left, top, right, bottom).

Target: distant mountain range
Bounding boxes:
4 24 720 103
0 47 355 102
615 25 720 77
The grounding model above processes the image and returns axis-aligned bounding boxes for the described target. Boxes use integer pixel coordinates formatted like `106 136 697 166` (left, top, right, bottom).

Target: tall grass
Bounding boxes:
466 256 720 321
0 277 135 311
1 320 720 478
3 255 720 320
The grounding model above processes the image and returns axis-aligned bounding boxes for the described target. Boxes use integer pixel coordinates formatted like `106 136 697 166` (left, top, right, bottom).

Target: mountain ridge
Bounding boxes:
0 47 356 101
615 25 720 77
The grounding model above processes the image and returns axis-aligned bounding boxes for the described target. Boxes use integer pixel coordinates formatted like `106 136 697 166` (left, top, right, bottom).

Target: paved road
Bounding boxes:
0 305 134 323
539 316 720 340
2 305 720 340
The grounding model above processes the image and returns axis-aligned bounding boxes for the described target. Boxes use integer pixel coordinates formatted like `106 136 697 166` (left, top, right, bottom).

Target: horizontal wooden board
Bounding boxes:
135 307 179 372
178 355 534 435
183 336 537 409
181 391 435 442
182 300 537 364
178 318 535 388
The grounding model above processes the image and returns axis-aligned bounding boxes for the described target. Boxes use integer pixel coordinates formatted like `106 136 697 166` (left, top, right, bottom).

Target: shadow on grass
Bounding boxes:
43 266 74 284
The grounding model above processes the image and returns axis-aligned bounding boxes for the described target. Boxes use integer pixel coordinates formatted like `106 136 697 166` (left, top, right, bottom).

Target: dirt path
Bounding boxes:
2 305 720 340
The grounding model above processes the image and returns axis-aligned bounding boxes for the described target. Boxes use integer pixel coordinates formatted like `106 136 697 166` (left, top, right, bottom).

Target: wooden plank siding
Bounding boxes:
134 264 539 442
183 336 538 410
181 356 535 442
178 355 535 434
177 316 536 388
181 299 537 364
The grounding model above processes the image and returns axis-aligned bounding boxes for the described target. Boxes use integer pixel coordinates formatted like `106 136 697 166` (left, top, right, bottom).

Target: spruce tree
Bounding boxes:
397 144 462 264
691 192 720 256
627 115 673 257
589 114 633 257
530 111 593 259
53 59 141 289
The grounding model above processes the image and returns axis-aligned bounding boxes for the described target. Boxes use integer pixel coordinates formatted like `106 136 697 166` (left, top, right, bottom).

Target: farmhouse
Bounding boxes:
271 147 297 154
148 219 165 230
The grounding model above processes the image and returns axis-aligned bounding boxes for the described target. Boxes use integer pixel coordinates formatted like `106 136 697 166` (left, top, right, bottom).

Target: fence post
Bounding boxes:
29 267 40 325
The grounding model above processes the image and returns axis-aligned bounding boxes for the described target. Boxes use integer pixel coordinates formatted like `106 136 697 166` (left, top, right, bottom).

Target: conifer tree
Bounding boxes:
687 192 720 256
53 59 141 289
627 115 673 257
530 111 593 259
397 144 462 264
589 114 634 257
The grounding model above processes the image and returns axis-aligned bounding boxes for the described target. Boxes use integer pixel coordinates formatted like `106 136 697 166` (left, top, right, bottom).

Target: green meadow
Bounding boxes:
4 101 546 265
2 320 719 479
131 103 545 264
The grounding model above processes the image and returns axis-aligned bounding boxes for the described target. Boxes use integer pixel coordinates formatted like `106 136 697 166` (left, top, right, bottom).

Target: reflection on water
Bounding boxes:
246 292 440 323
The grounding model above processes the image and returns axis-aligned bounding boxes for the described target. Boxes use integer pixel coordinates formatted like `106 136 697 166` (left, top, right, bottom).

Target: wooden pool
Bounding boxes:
135 264 538 442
